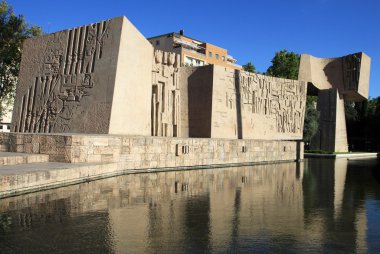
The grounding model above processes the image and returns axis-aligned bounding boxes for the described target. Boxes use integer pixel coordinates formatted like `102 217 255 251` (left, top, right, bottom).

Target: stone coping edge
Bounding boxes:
0 159 297 199
304 153 379 159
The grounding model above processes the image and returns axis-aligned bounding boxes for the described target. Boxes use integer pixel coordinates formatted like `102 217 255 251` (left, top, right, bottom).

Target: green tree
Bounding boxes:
242 62 256 73
303 96 319 142
0 0 41 117
345 101 358 121
266 49 300 80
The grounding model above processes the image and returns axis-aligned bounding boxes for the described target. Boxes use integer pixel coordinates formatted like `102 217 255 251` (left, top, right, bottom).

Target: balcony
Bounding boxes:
183 47 206 58
227 55 237 63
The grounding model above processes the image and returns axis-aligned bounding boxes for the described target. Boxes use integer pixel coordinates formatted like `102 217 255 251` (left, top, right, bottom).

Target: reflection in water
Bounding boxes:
0 159 379 253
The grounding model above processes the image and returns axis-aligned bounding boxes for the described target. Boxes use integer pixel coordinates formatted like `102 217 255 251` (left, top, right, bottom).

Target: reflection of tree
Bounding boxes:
303 158 380 253
303 159 335 222
0 214 12 234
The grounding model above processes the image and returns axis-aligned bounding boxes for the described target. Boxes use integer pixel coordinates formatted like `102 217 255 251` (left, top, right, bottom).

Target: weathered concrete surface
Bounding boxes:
12 16 153 136
299 53 371 152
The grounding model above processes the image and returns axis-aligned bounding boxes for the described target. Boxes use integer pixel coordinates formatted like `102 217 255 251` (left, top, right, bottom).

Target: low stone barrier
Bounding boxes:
0 133 303 167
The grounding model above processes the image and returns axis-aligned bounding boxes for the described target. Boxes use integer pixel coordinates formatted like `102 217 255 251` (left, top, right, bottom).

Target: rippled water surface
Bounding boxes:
1 158 380 253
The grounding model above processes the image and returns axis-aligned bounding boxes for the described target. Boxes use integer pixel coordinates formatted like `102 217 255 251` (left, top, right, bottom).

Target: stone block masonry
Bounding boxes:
0 133 303 166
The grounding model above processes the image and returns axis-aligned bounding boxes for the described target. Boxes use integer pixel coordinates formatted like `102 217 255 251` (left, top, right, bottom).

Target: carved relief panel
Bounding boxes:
238 72 306 138
151 50 181 137
13 19 116 134
342 53 361 91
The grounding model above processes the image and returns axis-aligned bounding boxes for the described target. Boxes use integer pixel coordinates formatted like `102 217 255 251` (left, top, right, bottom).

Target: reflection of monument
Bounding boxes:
1 160 375 253
299 53 371 152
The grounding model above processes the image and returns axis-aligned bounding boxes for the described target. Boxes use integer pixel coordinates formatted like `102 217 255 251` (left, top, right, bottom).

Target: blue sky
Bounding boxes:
8 0 380 97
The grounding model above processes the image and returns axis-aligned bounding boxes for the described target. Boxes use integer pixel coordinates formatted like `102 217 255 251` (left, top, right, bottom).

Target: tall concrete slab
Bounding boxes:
12 16 153 135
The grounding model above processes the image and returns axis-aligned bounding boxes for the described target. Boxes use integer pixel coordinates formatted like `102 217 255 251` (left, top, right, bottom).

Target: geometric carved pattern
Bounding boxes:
239 72 306 135
342 53 361 91
14 20 110 133
151 50 181 137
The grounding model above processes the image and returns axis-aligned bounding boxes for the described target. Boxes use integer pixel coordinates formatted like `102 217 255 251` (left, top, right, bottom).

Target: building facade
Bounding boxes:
0 104 12 133
147 31 241 69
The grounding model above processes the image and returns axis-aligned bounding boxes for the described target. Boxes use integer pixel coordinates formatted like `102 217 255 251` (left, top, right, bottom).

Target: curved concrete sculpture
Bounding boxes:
299 53 371 152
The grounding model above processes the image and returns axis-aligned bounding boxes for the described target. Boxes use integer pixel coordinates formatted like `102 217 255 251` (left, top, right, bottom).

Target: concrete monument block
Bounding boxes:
299 53 370 101
186 65 307 140
299 53 371 152
12 16 153 135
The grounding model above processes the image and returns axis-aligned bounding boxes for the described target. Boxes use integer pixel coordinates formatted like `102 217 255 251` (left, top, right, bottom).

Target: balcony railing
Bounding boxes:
183 47 206 57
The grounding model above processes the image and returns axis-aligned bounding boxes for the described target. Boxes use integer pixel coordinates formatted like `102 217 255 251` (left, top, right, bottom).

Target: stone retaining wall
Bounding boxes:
0 133 303 167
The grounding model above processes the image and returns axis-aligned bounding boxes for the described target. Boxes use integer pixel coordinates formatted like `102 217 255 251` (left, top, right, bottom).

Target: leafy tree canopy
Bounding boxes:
0 0 41 117
242 62 256 73
266 49 300 80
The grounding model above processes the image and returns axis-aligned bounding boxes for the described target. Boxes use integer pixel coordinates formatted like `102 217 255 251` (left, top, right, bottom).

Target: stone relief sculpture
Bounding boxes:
211 67 306 140
13 20 110 133
239 72 306 135
151 50 181 137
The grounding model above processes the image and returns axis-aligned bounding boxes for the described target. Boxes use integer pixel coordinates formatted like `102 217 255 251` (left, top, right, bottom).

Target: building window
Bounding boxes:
6 125 10 130
155 40 160 46
215 53 219 60
184 56 205 67
208 51 212 57
222 56 225 61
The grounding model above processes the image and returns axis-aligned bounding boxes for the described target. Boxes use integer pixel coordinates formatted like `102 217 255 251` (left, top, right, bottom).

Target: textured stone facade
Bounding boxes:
151 50 181 137
0 132 302 165
186 65 307 139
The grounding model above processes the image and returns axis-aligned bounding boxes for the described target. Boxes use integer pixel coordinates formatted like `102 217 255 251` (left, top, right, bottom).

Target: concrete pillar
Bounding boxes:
311 89 348 152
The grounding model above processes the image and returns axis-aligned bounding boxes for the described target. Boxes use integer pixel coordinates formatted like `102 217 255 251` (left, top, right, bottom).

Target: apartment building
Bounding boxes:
147 31 241 69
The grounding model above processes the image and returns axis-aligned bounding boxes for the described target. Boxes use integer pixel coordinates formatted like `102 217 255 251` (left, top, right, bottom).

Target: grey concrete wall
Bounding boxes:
178 66 197 137
187 65 214 138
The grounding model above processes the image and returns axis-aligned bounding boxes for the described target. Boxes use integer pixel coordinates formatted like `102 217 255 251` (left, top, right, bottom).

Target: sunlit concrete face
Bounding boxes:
299 53 371 152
